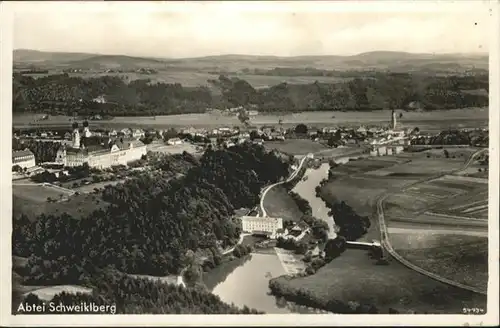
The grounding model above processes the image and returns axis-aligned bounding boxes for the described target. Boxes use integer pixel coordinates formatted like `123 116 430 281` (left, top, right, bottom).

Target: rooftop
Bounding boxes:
12 149 34 159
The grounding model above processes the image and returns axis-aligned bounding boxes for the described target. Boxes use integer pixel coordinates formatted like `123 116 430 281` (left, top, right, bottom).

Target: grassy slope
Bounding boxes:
13 192 110 221
272 248 486 313
392 234 488 291
263 186 304 222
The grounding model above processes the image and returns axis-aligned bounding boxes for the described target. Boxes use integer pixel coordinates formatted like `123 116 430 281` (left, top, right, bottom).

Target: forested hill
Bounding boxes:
19 268 264 314
13 72 488 116
13 144 290 286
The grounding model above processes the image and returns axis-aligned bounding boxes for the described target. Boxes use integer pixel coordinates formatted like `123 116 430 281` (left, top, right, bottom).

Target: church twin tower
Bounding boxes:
71 121 92 149
391 110 397 130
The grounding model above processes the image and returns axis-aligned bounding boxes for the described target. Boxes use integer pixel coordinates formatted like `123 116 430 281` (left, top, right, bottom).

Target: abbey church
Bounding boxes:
55 121 147 169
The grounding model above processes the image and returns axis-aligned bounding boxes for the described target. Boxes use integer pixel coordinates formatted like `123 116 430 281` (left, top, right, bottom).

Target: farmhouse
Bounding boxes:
12 149 36 169
55 122 147 169
240 216 283 238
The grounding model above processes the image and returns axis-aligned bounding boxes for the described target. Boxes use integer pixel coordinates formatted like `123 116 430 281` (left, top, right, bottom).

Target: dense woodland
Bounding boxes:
12 138 61 164
324 200 371 241
17 268 263 314
13 72 488 116
12 144 290 286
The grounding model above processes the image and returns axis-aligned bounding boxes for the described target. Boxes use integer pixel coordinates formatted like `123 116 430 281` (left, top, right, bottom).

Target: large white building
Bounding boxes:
240 216 283 238
12 149 36 169
55 122 147 169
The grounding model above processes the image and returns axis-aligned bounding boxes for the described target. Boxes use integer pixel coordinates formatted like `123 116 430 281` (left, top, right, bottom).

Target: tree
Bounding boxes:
324 236 347 261
294 124 308 135
305 266 315 275
249 130 260 140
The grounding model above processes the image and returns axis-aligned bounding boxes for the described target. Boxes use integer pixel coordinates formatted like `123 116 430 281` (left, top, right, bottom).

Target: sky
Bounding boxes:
7 1 492 58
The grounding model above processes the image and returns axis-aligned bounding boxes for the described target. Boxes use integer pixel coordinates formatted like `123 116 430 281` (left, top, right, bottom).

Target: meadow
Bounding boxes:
264 139 330 156
12 184 73 203
13 186 109 221
271 248 486 314
262 186 304 223
391 233 488 291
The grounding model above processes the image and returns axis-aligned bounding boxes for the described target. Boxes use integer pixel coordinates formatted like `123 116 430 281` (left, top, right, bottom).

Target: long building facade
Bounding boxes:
55 122 147 169
240 216 283 238
12 149 36 169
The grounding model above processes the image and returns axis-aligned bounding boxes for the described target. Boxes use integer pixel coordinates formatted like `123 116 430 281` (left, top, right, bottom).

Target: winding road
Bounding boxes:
260 153 313 217
376 148 488 295
260 147 368 217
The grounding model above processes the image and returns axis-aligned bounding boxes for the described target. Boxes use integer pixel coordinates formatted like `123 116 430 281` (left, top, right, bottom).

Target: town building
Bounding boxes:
120 128 132 137
270 132 285 141
132 129 145 139
253 138 264 145
240 216 283 239
12 149 36 169
55 122 147 169
167 137 183 145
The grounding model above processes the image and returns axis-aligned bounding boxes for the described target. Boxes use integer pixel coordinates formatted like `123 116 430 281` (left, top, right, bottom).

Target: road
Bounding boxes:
221 233 251 255
260 147 367 217
376 148 488 295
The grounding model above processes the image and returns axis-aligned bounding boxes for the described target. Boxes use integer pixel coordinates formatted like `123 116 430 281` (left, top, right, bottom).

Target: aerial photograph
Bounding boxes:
8 0 493 319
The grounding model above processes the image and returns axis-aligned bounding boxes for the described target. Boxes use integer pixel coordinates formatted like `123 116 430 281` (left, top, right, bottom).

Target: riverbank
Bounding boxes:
292 162 337 239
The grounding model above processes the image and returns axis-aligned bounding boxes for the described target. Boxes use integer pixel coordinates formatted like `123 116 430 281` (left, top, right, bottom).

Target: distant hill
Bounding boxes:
13 49 488 72
13 49 98 64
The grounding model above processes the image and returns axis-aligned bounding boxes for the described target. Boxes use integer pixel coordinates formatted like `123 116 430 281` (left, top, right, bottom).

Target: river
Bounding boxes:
206 162 338 313
207 253 322 314
292 163 337 239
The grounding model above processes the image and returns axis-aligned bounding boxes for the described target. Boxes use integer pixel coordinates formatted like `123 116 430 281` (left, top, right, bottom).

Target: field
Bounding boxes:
406 183 462 199
262 186 304 222
390 233 488 291
423 148 478 160
12 184 74 203
384 179 488 226
405 175 489 220
271 248 486 313
330 157 406 177
13 107 489 131
146 142 200 155
319 174 418 241
264 139 330 155
366 156 464 178
383 193 439 217
13 187 110 221
24 71 350 88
